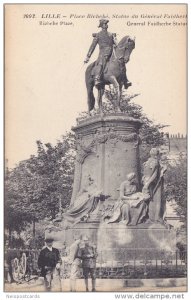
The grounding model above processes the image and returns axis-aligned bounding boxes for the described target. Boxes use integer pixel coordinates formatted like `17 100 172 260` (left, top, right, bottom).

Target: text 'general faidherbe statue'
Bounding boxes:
84 19 135 113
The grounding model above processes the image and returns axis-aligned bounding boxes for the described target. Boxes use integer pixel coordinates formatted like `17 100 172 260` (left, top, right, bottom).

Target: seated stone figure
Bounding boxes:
106 173 149 226
63 175 103 226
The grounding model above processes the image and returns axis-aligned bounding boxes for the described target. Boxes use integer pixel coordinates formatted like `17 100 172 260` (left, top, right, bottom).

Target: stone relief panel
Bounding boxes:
104 139 139 199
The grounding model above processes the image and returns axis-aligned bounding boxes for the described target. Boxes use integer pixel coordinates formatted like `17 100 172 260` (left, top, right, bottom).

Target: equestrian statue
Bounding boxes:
84 19 135 114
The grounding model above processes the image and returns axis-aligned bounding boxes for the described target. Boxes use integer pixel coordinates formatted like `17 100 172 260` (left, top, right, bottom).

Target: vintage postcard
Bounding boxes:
4 3 187 298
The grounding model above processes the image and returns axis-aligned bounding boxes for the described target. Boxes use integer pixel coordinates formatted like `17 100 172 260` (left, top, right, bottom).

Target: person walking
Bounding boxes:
38 237 62 291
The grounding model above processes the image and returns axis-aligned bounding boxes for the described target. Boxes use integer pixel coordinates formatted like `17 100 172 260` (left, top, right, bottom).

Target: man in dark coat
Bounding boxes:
78 235 97 292
38 237 62 291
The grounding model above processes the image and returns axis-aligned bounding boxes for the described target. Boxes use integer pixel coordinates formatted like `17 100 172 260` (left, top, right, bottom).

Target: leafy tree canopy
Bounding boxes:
5 132 75 235
165 154 187 230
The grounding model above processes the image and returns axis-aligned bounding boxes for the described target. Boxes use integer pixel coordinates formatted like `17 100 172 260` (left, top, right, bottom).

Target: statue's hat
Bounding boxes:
98 19 109 28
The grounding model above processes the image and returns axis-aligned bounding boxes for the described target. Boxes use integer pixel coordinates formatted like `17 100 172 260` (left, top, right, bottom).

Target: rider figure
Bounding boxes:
84 19 131 89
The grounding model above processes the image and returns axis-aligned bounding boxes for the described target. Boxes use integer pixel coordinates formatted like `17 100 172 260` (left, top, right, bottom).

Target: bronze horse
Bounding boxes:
85 36 135 114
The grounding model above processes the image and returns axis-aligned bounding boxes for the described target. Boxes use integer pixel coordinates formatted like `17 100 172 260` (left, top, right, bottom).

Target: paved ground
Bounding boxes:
4 278 187 293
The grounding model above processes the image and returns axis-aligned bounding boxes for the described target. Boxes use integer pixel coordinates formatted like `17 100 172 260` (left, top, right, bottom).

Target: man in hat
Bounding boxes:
38 237 62 291
84 19 117 87
78 235 97 292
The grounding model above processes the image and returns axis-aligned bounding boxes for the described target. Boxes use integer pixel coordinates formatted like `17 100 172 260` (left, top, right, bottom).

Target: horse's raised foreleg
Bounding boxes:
109 76 121 112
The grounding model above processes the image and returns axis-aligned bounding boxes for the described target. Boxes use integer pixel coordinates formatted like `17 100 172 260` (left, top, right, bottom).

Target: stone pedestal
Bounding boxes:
64 222 176 260
96 223 176 261
71 113 142 205
59 113 176 265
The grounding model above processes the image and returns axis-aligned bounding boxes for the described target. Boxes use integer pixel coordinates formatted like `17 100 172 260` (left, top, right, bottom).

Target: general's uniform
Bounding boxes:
86 31 117 82
85 18 131 89
87 31 117 64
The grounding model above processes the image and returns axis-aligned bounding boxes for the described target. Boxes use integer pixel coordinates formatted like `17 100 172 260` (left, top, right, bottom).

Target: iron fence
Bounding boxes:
5 248 187 282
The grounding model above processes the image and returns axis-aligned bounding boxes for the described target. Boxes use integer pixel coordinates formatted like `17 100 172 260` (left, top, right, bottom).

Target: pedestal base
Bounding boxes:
64 222 176 261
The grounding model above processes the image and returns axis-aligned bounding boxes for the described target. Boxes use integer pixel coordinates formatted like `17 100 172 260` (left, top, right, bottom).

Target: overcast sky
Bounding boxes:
5 4 187 168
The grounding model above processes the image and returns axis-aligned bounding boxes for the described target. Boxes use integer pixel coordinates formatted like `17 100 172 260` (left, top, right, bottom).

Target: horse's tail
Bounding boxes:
85 62 96 112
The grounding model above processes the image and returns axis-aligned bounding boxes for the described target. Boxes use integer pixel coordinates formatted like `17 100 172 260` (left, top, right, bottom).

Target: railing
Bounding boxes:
60 249 187 279
4 248 41 283
5 248 187 281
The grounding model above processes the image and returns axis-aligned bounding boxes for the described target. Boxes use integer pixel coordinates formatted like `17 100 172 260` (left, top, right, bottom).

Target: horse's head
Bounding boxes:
116 36 135 63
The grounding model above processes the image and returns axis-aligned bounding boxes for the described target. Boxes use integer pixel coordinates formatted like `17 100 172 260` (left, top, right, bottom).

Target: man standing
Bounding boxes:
4 240 15 283
78 235 97 292
84 19 117 87
38 237 62 291
67 235 82 292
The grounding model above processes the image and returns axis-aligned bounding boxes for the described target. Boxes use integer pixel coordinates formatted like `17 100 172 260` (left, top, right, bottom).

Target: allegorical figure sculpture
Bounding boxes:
142 148 167 224
105 173 149 226
85 19 135 113
63 175 104 226
104 148 168 226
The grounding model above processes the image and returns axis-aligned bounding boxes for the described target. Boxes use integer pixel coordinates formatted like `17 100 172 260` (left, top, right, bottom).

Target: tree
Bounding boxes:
105 90 166 147
164 154 187 230
33 132 75 219
5 165 34 241
79 91 167 164
5 132 76 241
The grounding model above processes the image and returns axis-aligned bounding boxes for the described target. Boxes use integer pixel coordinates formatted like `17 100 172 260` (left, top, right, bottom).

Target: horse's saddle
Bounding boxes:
90 61 109 77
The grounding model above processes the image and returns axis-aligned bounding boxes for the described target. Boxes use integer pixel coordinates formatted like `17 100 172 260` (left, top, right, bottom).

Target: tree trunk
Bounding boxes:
8 227 12 246
32 219 36 238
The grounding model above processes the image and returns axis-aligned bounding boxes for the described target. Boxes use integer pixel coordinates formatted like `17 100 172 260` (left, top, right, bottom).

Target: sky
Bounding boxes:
5 4 187 168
